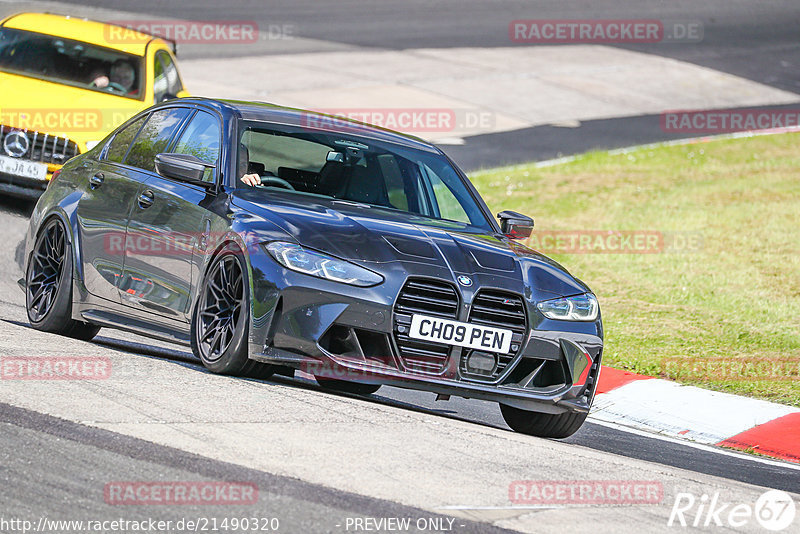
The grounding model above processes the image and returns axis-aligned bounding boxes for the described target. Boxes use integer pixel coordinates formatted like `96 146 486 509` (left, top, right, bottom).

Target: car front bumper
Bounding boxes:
246 253 604 415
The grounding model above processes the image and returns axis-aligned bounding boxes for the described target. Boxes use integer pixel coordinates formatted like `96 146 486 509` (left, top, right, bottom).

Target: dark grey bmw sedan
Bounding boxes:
23 98 603 438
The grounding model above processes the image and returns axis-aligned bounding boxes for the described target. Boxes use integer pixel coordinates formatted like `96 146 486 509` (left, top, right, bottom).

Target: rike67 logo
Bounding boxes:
668 490 797 531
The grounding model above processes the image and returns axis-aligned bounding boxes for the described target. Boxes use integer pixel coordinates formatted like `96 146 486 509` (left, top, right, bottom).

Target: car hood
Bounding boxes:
0 70 144 149
234 191 591 299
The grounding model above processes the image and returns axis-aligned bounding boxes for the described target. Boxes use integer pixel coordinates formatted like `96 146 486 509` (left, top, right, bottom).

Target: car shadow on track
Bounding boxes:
0 195 35 218
92 333 506 429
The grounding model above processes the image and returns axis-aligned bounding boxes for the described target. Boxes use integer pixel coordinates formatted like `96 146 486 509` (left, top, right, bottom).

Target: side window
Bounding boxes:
424 164 471 224
153 51 182 103
377 154 409 211
105 115 146 163
173 111 221 183
124 108 189 172
161 53 183 96
241 130 331 175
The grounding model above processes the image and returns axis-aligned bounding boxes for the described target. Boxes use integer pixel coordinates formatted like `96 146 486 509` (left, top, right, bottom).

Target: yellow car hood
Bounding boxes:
0 70 146 152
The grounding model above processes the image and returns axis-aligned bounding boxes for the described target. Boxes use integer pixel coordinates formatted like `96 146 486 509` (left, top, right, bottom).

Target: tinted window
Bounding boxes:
105 115 146 163
239 125 491 231
161 53 183 95
153 51 182 102
125 108 189 172
378 154 409 211
153 54 166 102
0 27 143 99
424 164 471 224
174 111 221 183
241 130 331 175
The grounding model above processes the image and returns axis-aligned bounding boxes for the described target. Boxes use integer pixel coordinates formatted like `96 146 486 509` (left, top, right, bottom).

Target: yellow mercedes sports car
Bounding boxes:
0 12 189 198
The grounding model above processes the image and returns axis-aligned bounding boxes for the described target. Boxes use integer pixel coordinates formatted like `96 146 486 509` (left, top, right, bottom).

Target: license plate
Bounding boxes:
0 155 48 181
409 314 513 354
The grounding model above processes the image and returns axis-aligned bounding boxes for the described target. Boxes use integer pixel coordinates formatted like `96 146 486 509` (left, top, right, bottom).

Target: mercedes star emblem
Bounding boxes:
3 131 30 158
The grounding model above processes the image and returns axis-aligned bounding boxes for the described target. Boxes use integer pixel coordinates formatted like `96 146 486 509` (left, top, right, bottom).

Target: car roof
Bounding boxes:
0 12 169 56
182 98 442 154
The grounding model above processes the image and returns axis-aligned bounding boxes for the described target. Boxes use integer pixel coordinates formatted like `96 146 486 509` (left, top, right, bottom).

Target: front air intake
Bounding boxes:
461 290 527 381
393 278 459 374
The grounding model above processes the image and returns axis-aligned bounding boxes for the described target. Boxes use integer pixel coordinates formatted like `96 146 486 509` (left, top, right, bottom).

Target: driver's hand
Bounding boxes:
92 75 109 88
240 173 261 187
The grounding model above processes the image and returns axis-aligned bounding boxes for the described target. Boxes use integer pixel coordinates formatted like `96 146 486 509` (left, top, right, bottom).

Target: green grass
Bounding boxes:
469 133 800 406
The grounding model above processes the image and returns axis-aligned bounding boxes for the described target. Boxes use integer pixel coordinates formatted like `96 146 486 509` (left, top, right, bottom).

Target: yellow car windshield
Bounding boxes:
0 27 144 100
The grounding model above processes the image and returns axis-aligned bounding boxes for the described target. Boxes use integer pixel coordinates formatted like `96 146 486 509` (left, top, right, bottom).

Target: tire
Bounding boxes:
315 377 381 395
26 218 100 341
499 403 588 438
191 249 276 380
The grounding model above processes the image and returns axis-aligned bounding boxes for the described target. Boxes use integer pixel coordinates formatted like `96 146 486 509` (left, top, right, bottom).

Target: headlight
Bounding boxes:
537 293 599 321
85 140 102 150
265 242 383 287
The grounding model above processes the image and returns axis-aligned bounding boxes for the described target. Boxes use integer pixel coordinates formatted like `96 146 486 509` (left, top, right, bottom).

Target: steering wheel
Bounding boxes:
106 82 128 93
258 175 295 191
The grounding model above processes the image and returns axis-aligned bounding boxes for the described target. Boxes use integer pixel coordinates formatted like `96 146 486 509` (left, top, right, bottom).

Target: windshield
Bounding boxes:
238 123 493 231
0 27 144 99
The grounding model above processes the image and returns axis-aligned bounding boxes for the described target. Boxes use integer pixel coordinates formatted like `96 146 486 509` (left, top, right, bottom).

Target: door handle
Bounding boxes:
138 189 155 209
89 173 104 189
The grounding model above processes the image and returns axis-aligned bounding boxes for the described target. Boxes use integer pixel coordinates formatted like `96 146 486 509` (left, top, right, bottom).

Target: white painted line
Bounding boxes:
586 416 800 472
591 379 798 444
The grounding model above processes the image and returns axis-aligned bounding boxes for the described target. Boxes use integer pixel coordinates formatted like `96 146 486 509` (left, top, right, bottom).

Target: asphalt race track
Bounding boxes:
1 1 800 532
1 194 799 531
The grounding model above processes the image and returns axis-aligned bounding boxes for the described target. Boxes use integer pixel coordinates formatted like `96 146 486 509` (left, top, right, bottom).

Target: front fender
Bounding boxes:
26 187 85 286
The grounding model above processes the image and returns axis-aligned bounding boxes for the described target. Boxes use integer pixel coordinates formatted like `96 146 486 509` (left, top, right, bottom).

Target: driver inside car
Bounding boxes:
239 143 263 186
240 172 262 187
89 59 136 93
239 143 292 188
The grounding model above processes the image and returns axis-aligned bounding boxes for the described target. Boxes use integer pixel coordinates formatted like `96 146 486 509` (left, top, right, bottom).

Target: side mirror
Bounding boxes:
497 210 534 239
155 153 215 189
160 93 179 102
